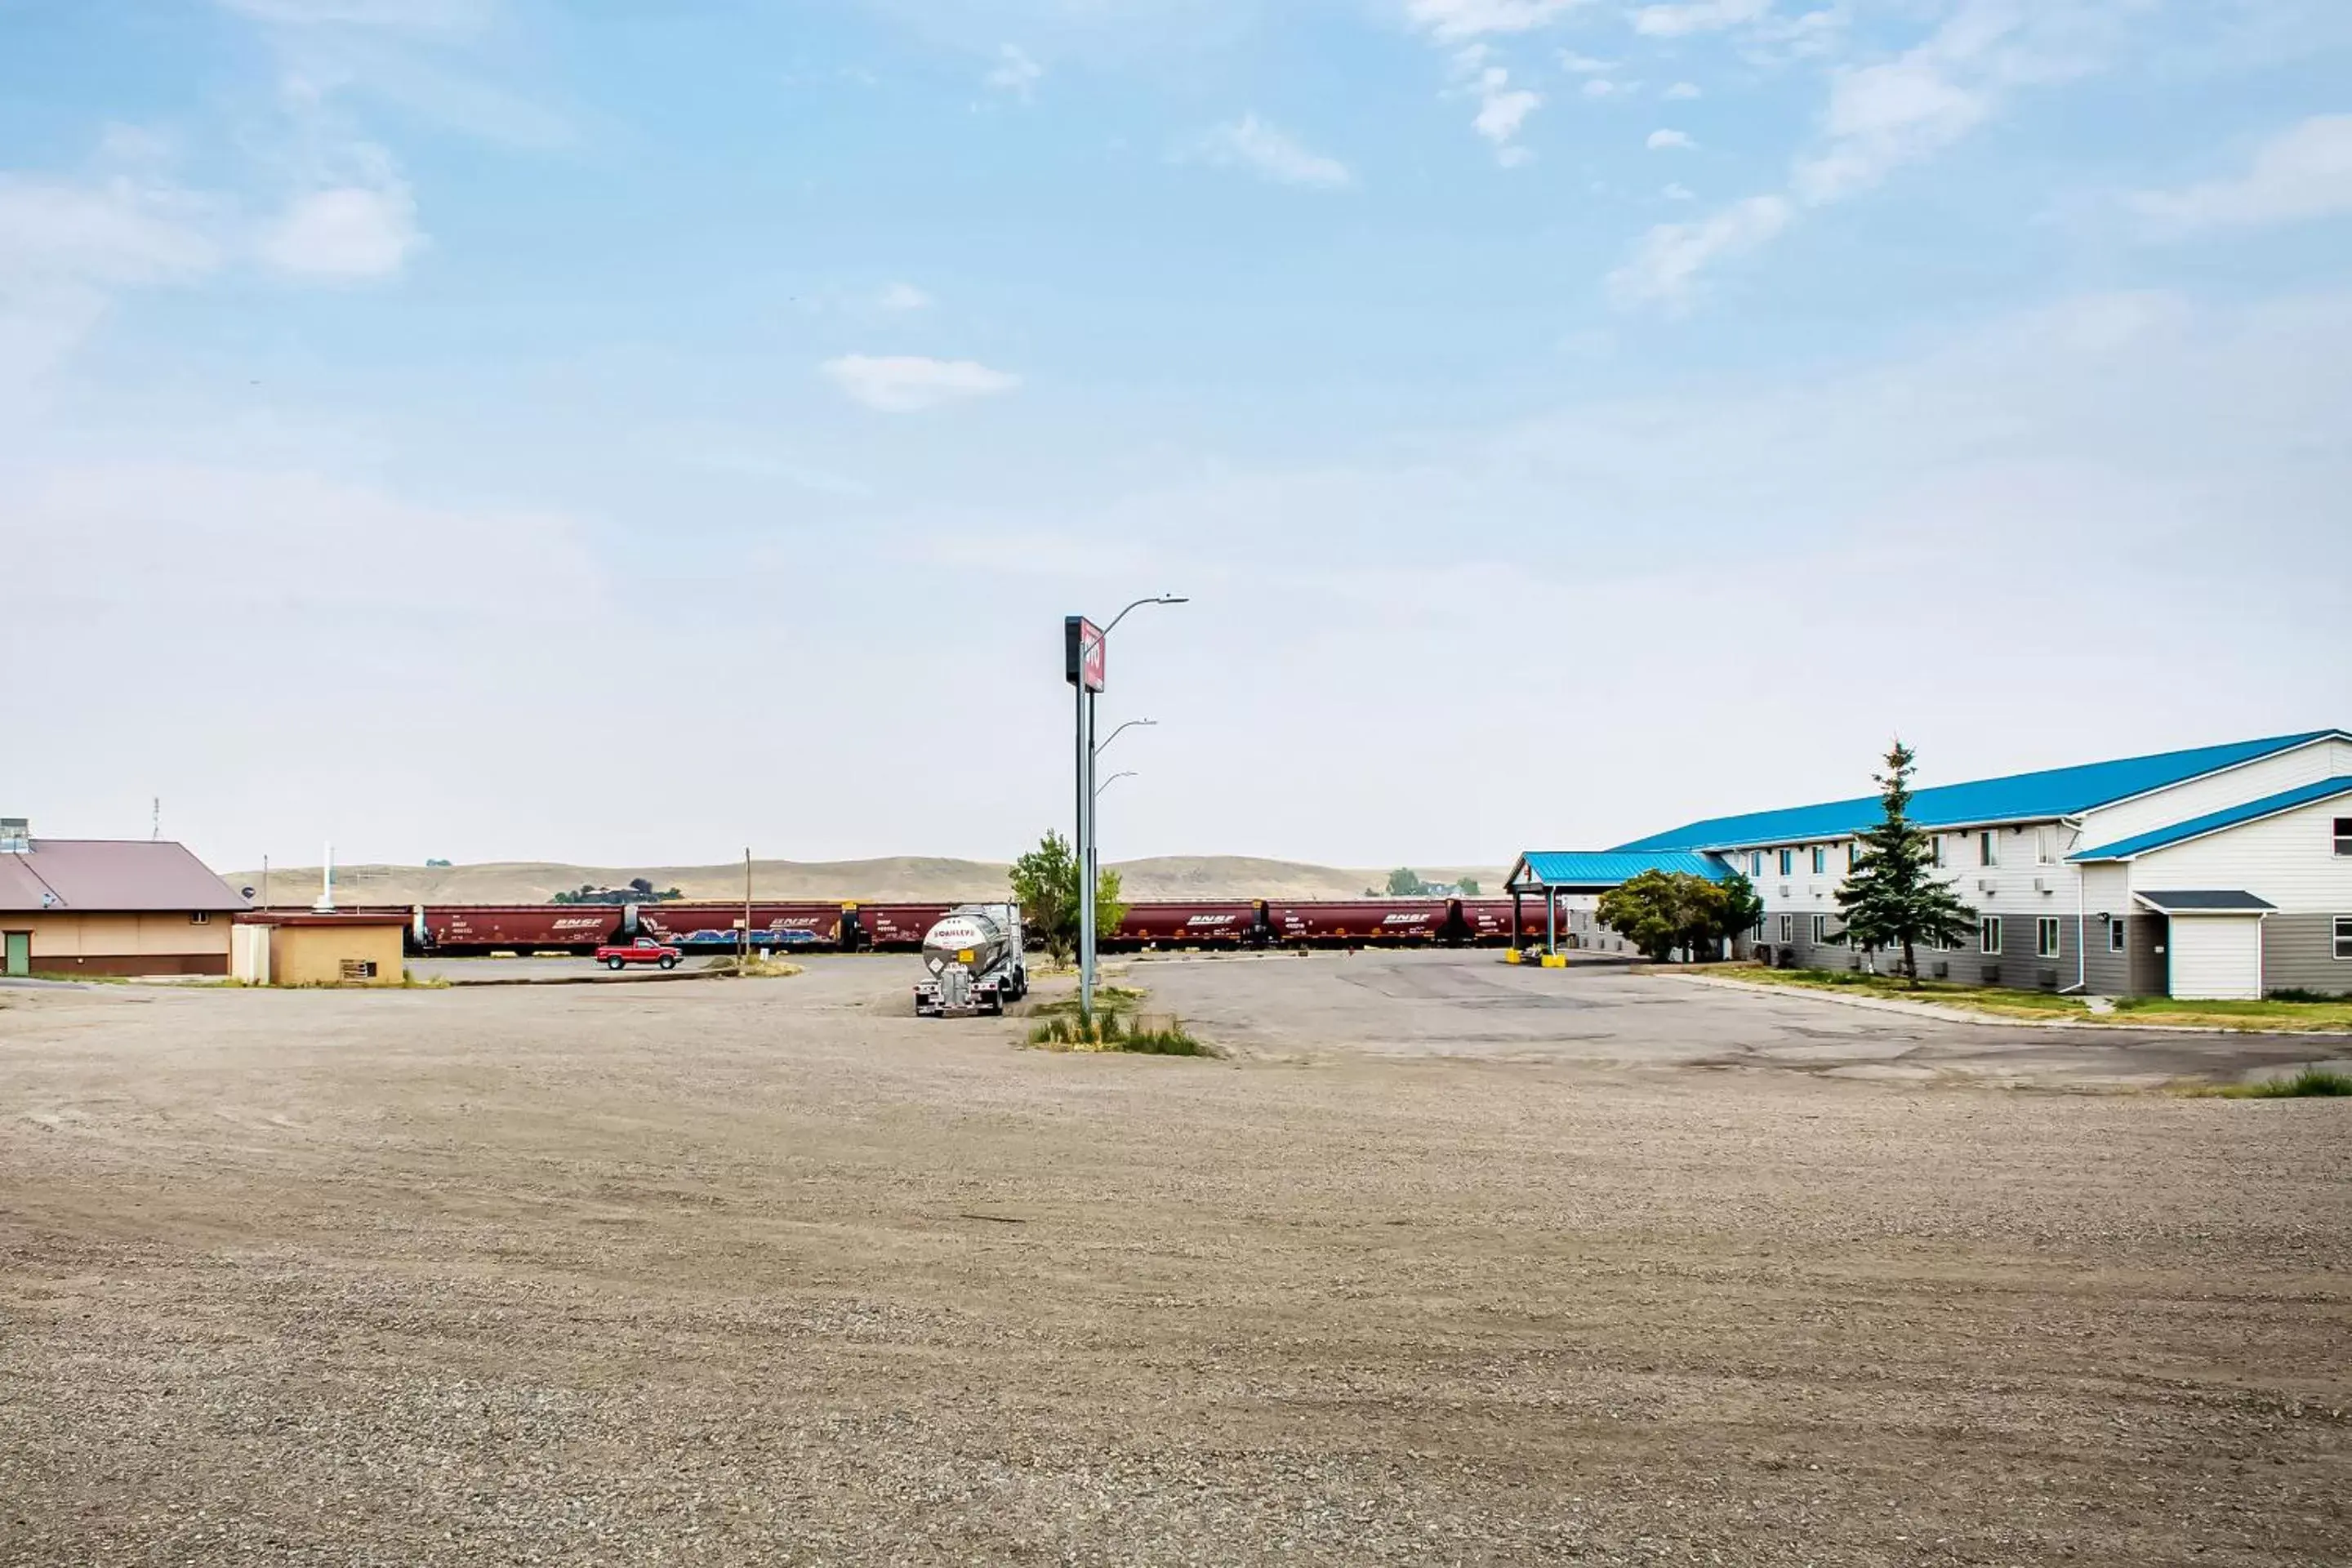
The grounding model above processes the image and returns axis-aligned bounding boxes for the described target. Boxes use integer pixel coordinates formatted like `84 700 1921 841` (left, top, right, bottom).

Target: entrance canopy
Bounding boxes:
2132 890 2275 914
1502 851 1731 956
1506 851 1730 895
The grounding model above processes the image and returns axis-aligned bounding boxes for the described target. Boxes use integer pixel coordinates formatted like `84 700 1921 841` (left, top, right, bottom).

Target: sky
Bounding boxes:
4 0 2349 875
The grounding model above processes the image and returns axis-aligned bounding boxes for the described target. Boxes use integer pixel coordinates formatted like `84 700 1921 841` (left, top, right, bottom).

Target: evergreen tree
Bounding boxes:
1834 741 1978 987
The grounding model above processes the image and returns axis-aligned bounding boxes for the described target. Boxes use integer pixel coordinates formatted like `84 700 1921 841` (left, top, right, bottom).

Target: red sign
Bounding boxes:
1065 616 1106 692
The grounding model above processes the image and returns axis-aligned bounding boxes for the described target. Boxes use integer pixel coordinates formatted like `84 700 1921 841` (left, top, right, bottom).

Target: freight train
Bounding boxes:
314 898 1570 957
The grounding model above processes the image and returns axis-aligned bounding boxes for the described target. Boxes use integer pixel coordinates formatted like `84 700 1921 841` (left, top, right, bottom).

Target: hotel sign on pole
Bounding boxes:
1065 617 1106 693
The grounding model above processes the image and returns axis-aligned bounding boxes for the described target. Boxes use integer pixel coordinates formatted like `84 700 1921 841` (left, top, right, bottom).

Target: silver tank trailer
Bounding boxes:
923 908 1011 978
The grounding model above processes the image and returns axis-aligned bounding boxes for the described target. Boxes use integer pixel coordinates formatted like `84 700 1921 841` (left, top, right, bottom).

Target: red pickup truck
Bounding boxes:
595 937 683 971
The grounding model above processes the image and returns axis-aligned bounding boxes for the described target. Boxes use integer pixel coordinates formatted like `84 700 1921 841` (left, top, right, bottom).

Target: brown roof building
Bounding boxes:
0 822 248 978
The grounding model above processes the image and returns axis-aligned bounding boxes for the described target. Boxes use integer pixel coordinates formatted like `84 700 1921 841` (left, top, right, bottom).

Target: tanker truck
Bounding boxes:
912 903 1029 1018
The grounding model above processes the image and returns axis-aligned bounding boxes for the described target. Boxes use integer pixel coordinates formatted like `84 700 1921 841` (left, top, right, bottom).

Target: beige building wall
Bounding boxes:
12 912 232 975
270 923 406 987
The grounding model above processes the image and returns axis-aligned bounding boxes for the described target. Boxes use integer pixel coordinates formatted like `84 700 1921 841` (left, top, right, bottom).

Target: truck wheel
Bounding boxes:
658 956 678 970
607 956 626 971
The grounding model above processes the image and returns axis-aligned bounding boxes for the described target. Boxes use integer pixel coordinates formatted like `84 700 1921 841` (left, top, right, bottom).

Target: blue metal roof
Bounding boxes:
1511 851 1730 889
1610 731 2346 853
2070 776 2352 862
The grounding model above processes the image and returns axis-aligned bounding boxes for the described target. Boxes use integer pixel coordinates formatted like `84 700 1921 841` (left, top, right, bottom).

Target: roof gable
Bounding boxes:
2070 776 2352 862
0 840 250 913
1612 731 2347 853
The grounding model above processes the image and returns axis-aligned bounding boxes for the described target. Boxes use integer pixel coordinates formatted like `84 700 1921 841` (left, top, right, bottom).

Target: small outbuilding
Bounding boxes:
233 913 409 987
0 822 248 978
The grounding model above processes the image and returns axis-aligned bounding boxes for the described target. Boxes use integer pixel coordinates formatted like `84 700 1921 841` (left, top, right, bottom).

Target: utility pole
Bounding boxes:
743 847 753 969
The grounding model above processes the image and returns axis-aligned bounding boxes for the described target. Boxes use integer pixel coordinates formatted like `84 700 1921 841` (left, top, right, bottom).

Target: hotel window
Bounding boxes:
2336 819 2352 857
2109 920 2127 954
1980 916 2003 956
1750 850 1763 876
1779 849 1793 876
2336 916 2352 961
1779 914 1793 944
1980 831 1998 867
1751 920 1766 942
1812 914 1828 946
2036 829 2056 865
1931 835 1947 868
189 911 210 925
1811 846 1826 875
2037 917 2061 960
1850 841 1866 871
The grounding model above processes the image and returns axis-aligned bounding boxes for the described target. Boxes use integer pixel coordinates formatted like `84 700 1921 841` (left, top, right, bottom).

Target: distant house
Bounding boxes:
0 820 250 978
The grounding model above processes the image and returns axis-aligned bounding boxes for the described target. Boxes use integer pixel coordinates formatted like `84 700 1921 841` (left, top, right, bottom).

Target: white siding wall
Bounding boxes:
2168 916 2265 1000
2080 862 2131 916
1748 824 2082 964
2127 797 2352 913
2078 738 2352 850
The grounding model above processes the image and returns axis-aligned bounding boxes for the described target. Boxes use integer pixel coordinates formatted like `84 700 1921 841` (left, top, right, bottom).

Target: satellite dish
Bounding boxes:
242 886 257 899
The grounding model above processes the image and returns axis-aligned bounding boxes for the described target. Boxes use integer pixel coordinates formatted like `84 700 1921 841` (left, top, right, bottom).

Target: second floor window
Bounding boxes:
1980 831 1998 867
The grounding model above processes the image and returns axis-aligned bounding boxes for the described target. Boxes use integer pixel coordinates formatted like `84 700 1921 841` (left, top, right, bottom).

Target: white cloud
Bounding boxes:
2132 115 2352 234
259 181 422 278
1664 81 1703 100
1559 51 1616 73
1406 0 1590 40
1187 114 1355 189
0 173 220 287
1662 181 1696 200
1606 194 1791 310
1647 128 1696 150
1615 0 2129 310
985 43 1043 99
877 282 935 311
1450 60 1543 163
1473 75 1542 144
1582 78 1622 99
1631 0 1771 39
821 354 1020 412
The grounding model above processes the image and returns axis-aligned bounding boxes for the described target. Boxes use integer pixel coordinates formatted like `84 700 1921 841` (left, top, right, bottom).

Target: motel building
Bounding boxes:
1511 729 2352 1001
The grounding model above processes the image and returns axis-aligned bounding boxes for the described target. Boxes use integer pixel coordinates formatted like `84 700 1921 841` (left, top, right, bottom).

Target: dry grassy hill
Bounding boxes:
226 856 1512 907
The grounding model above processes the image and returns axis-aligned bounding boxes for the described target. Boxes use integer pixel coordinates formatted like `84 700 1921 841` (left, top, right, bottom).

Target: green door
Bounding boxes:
3 932 29 978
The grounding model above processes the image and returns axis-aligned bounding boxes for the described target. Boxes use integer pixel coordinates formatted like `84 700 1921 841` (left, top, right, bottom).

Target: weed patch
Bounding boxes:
2188 1067 2352 1099
1028 1009 1214 1058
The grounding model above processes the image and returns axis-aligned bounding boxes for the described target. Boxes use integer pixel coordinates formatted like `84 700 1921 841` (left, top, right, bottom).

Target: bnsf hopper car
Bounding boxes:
855 904 954 951
638 903 846 952
422 905 626 955
1268 901 1452 945
1455 900 1557 946
1110 902 1264 948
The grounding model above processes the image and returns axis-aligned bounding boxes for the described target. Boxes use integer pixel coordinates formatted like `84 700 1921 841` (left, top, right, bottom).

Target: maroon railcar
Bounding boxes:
1112 902 1263 948
857 904 954 950
423 905 624 954
1457 900 1548 945
637 903 846 952
1267 901 1453 945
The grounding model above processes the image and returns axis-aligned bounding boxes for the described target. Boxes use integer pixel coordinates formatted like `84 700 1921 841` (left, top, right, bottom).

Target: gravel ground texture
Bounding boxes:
2 953 2348 1566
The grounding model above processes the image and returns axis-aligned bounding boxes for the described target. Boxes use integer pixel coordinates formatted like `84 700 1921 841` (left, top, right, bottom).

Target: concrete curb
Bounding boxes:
435 969 733 989
1668 973 2352 1040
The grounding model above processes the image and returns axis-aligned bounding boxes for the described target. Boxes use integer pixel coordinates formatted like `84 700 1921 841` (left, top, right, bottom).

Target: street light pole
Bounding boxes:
1072 596 1186 1016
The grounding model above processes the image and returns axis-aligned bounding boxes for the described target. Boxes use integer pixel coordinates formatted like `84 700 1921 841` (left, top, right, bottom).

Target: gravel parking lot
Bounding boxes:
2 955 2347 1565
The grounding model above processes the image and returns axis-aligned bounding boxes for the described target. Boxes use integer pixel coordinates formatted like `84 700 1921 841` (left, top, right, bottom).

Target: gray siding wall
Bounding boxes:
1757 911 2088 991
2264 914 2352 996
2080 913 2172 997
